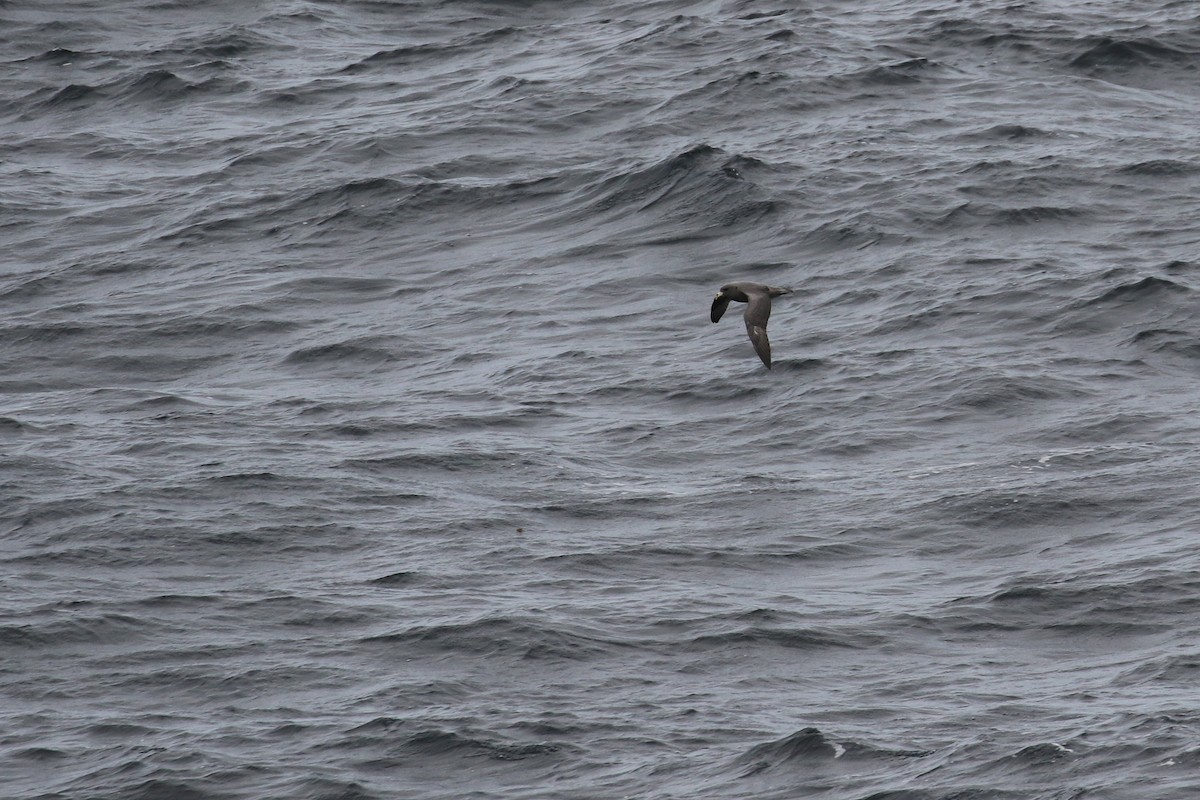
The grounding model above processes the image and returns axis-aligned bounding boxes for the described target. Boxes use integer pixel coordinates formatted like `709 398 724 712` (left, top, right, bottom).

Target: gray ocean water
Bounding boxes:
4 2 1200 798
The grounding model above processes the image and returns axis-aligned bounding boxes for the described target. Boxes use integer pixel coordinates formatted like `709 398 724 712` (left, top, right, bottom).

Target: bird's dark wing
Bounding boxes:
746 324 771 369
711 295 731 323
743 291 774 368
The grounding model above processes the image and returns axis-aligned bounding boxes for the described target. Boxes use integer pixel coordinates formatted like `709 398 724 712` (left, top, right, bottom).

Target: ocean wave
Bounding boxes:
6 2 1200 798
1070 36 1196 70
738 727 930 775
362 617 618 660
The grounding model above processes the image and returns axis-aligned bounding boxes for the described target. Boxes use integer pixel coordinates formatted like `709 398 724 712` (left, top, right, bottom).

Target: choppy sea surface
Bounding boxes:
4 2 1200 798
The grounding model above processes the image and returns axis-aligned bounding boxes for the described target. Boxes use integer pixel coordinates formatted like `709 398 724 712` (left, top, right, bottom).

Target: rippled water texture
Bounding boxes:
4 1 1200 798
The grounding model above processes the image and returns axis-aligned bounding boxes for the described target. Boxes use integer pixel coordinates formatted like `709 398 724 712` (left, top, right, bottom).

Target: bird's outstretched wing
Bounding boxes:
746 323 771 369
711 295 731 323
743 290 774 369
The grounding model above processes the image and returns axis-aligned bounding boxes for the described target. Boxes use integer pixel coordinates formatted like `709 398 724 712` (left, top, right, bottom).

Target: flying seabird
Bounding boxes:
710 282 792 369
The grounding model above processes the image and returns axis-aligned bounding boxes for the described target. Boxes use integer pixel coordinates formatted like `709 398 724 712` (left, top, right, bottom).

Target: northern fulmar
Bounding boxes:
710 282 792 369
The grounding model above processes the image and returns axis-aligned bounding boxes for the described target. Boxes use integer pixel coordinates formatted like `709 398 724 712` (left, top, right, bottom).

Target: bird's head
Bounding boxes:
716 284 748 303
